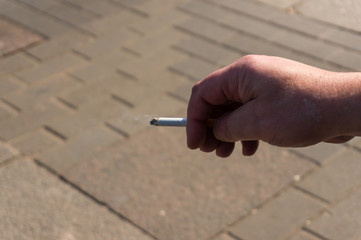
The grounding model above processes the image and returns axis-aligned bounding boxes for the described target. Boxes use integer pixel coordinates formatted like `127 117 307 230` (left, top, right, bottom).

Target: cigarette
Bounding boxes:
150 117 216 127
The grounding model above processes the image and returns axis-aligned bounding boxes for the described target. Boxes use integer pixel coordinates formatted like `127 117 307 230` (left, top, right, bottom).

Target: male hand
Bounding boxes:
187 55 361 157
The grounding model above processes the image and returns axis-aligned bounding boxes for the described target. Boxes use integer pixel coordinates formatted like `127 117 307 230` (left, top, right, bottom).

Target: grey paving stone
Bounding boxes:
0 75 24 97
145 70 190 94
0 158 153 240
64 127 314 240
291 142 346 165
170 57 217 81
320 28 361 52
0 102 71 141
230 188 322 240
75 30 139 59
81 9 144 36
26 30 93 60
212 234 236 240
0 142 19 164
327 49 361 71
256 0 300 9
16 0 99 27
0 0 71 37
65 0 123 16
297 0 361 32
178 1 229 21
306 186 361 240
176 17 236 43
124 29 187 57
0 53 35 74
9 128 59 155
270 30 339 60
118 47 187 81
5 74 79 110
15 53 84 84
297 148 361 202
225 32 294 57
37 125 124 173
174 37 241 65
49 97 128 138
131 8 188 35
0 103 16 122
70 51 134 83
287 230 320 240
167 79 193 103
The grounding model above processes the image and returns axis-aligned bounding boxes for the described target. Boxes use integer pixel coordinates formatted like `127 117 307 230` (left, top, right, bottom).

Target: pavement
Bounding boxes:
1 0 361 239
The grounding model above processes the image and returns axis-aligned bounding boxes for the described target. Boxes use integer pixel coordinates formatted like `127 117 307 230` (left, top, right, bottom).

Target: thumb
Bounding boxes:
213 103 261 142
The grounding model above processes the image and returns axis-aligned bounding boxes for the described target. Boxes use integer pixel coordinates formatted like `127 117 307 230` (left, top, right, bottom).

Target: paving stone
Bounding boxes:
327 49 361 71
145 70 190 94
270 30 339 61
213 0 331 38
174 37 241 65
230 188 322 240
9 128 59 155
256 0 300 9
65 0 123 16
131 8 188 35
297 0 361 32
136 0 189 15
225 32 294 58
170 57 218 81
0 102 16 122
16 0 99 27
306 187 361 240
178 1 228 22
0 101 71 141
0 0 71 37
0 52 35 74
75 30 139 59
37 125 123 173
15 53 84 84
64 126 314 240
125 28 187 57
118 47 187 81
0 158 153 240
176 17 236 43
81 9 144 36
111 0 149 8
0 75 24 97
297 148 361 202
292 142 346 165
287 231 320 240
0 142 19 164
212 234 236 240
106 94 186 137
168 80 193 103
26 30 93 60
70 51 135 83
320 28 361 52
5 74 79 110
49 97 128 138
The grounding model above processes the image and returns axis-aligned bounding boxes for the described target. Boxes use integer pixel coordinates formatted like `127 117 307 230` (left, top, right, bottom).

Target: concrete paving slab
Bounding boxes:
64 127 314 240
0 158 153 240
306 186 361 240
297 0 361 32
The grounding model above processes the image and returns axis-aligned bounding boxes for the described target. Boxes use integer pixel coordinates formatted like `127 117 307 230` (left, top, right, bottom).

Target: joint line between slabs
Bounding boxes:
33 159 159 240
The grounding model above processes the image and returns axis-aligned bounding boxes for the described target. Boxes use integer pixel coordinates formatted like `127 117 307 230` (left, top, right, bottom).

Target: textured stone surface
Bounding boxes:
230 188 322 240
0 141 18 164
297 0 361 32
297 149 361 202
307 187 361 240
0 158 153 240
65 127 314 240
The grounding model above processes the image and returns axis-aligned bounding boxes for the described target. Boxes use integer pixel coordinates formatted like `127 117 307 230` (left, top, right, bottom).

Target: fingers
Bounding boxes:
324 136 354 143
241 140 259 156
213 101 262 142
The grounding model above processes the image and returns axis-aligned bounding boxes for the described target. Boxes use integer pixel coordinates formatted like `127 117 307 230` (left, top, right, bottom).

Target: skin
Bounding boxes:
186 55 361 157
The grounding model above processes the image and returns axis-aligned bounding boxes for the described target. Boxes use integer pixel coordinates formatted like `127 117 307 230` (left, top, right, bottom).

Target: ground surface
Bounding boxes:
1 0 361 239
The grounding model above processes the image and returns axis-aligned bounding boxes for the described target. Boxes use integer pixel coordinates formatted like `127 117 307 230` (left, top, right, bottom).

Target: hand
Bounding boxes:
186 55 361 157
